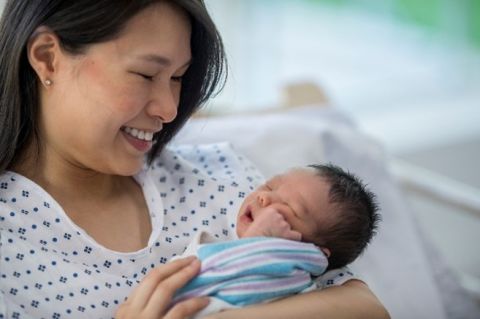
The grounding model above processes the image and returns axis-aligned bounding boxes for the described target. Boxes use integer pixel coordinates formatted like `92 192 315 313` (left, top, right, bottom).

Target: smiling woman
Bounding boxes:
0 1 388 318
25 2 191 176
0 1 229 317
0 0 225 175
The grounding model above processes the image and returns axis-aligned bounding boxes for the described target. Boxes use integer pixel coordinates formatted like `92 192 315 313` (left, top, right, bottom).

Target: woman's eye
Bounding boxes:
138 73 154 81
171 76 183 83
131 71 154 81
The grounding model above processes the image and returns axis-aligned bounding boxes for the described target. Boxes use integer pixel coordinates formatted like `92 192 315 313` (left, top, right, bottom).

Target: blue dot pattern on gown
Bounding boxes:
0 143 265 318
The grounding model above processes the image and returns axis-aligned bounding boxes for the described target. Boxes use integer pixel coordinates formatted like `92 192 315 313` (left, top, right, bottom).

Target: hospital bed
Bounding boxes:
174 96 480 319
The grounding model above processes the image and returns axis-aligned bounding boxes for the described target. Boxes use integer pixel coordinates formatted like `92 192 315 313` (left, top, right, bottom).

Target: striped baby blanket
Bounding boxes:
173 236 328 306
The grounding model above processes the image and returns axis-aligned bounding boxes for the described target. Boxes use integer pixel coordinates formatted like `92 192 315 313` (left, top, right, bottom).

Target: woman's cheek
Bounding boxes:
109 84 149 115
82 58 148 114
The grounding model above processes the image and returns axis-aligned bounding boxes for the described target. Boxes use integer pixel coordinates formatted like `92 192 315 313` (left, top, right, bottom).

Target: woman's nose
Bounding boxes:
147 84 179 123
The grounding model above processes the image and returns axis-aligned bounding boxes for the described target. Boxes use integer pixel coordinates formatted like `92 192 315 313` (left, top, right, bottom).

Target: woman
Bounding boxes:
0 1 389 318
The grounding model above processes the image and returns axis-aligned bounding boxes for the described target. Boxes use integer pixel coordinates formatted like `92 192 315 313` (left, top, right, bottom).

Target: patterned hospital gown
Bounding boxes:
0 142 354 319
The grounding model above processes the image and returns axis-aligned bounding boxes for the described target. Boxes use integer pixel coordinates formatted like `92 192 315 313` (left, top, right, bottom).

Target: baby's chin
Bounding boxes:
235 227 243 238
235 217 246 238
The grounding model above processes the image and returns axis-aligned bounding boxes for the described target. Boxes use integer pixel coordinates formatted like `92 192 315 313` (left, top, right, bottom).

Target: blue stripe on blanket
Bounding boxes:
173 237 328 306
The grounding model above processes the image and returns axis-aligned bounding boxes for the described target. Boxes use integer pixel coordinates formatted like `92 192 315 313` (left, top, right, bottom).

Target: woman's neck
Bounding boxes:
12 143 151 252
11 142 127 201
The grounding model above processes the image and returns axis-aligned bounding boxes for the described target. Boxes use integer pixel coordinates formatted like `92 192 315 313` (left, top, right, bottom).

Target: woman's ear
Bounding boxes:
27 26 62 87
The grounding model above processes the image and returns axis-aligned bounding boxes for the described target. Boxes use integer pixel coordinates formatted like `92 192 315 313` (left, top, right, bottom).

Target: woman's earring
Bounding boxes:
44 79 53 86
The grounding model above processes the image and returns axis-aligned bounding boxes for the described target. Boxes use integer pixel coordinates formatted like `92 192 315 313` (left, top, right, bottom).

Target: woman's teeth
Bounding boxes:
123 127 154 141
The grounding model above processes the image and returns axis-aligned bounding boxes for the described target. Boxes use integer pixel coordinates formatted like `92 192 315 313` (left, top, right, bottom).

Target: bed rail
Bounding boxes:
391 158 480 301
391 159 480 218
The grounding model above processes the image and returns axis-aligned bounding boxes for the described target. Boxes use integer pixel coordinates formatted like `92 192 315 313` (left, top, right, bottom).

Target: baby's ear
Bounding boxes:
320 247 331 258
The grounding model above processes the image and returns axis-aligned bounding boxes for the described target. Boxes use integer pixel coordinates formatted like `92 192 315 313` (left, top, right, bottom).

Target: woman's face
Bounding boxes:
40 2 192 176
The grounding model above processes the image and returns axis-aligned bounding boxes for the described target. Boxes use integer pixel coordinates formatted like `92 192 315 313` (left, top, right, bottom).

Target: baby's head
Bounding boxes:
236 164 380 270
306 164 380 269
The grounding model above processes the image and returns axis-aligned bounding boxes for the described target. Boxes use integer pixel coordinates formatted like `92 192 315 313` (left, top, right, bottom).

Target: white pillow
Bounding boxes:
175 107 354 178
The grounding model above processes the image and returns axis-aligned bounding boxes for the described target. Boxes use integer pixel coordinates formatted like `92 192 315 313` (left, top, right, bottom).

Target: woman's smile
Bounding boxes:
121 126 156 153
122 126 155 141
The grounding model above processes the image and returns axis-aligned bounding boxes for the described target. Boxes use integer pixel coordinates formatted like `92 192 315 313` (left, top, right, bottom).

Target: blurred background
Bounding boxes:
204 0 480 153
203 0 480 303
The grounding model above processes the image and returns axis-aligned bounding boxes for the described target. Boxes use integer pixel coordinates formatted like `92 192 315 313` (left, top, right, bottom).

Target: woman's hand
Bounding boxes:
116 256 209 319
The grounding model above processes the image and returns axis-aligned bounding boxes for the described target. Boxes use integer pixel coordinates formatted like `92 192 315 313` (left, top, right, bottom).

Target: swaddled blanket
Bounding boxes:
173 235 328 308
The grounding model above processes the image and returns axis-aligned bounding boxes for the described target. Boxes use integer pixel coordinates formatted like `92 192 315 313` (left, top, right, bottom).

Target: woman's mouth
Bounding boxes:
122 126 154 141
121 126 154 152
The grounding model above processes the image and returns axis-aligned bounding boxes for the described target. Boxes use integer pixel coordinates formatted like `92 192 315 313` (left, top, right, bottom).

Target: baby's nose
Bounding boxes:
257 193 271 207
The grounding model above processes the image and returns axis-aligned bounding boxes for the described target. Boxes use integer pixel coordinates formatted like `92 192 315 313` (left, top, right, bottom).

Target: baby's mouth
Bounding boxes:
241 207 254 224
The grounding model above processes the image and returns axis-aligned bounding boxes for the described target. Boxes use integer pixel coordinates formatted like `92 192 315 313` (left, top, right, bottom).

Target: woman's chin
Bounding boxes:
110 158 145 176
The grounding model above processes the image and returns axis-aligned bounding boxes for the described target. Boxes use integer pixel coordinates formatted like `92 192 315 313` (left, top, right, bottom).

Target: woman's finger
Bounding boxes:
164 297 210 319
144 258 202 314
126 256 198 310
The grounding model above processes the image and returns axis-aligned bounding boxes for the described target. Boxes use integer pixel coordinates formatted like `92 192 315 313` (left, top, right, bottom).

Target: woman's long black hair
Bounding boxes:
0 0 226 172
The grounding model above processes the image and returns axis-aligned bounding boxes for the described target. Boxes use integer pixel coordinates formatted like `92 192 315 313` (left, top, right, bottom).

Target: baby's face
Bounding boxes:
236 168 333 241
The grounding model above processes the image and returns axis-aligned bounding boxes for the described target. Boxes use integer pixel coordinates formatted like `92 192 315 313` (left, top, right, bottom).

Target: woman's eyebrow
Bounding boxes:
137 54 192 68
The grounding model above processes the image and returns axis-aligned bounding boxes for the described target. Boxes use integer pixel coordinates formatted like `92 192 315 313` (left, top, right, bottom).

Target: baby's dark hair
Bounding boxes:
308 163 380 270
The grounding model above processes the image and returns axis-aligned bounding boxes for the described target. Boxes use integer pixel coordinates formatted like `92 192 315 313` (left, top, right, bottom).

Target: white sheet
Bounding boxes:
174 105 479 319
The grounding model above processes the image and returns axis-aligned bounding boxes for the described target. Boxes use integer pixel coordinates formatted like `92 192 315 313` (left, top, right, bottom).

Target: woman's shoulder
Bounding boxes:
0 171 52 231
147 142 264 186
0 171 36 206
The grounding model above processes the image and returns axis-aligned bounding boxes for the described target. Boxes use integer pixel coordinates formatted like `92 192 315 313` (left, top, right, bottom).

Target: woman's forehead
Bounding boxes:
108 2 192 62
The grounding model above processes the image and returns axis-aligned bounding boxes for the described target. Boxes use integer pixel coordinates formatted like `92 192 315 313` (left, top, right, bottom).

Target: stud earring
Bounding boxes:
44 79 52 86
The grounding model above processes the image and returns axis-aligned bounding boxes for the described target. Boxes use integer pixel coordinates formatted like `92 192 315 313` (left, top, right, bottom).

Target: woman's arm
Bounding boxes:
205 280 390 319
